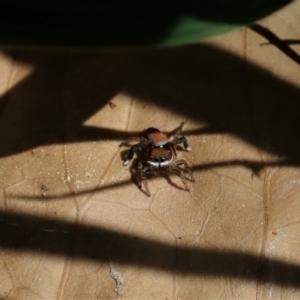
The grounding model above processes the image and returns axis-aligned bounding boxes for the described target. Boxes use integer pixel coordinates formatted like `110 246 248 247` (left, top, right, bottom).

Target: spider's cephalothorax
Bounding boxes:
120 122 194 196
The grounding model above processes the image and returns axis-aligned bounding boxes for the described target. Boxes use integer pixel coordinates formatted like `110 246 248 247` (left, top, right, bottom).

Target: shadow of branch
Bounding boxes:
249 23 300 65
1 43 300 167
0 210 299 288
7 158 288 201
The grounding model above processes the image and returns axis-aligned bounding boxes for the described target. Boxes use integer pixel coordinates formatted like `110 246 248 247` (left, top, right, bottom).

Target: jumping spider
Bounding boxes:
120 122 194 196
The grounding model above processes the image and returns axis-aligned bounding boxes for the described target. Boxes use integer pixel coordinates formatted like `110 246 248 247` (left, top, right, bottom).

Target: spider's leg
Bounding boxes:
175 159 194 181
171 122 191 151
119 137 148 147
137 161 153 196
168 163 189 191
173 121 186 139
168 159 194 191
122 140 149 166
171 136 191 151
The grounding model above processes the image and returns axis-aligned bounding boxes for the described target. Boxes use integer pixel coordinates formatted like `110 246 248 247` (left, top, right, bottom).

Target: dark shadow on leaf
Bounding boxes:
8 158 282 201
249 23 300 65
1 38 300 289
1 210 300 288
1 44 300 169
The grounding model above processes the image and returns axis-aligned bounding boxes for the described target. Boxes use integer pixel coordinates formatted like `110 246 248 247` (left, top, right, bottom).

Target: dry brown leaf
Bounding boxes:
1 2 300 299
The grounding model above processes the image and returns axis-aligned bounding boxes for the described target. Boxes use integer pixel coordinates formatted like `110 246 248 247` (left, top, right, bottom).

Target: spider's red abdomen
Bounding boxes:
147 130 168 147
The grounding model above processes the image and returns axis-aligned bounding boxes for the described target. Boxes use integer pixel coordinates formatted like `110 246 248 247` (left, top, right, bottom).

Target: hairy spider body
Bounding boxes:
120 122 194 196
149 147 172 165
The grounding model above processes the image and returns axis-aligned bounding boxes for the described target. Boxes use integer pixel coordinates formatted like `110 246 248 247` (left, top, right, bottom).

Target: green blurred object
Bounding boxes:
0 0 293 47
